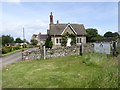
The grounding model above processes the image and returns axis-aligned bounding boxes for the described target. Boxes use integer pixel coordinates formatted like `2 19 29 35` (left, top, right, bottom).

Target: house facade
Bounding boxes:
31 12 87 47
47 12 87 47
31 33 48 45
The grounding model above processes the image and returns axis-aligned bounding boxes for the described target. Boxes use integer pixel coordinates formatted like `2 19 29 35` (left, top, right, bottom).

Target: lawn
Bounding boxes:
2 53 118 88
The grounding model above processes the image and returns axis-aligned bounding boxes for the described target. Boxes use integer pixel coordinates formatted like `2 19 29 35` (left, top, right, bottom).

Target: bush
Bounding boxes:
2 46 12 54
45 35 53 48
12 46 20 50
2 46 22 54
31 39 38 45
27 45 33 48
61 35 67 47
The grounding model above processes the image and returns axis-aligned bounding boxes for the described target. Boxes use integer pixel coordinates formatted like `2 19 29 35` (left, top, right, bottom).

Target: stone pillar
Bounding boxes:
43 45 46 59
79 43 83 56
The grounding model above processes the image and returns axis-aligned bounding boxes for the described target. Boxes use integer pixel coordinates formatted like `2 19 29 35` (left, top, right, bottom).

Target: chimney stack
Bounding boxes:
50 12 53 24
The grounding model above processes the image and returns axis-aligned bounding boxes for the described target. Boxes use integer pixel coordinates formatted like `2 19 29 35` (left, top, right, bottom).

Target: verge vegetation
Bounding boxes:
2 53 118 88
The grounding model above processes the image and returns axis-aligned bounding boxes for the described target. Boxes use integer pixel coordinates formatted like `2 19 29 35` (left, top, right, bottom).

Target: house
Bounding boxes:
47 12 87 47
31 12 87 47
31 33 48 45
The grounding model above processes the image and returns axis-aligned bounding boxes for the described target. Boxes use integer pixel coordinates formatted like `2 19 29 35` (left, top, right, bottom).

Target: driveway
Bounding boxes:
0 47 39 68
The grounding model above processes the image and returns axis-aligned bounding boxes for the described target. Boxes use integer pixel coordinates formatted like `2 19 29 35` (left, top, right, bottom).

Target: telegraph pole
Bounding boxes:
22 27 25 60
23 27 25 43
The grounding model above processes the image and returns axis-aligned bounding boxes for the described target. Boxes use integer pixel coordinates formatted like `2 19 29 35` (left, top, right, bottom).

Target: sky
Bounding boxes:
1 1 118 42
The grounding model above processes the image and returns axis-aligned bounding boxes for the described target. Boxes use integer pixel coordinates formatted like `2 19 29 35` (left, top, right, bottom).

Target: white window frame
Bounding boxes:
76 37 82 43
55 38 62 45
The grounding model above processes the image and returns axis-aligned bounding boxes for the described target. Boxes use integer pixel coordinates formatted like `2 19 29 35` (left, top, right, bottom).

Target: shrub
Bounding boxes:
23 44 27 48
2 46 12 54
69 34 76 46
2 47 8 54
31 39 38 45
12 46 20 50
45 35 53 48
61 35 67 47
27 45 33 48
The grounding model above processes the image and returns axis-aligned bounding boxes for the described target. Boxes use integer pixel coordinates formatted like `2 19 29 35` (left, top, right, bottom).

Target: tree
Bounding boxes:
86 28 99 42
104 31 113 37
113 32 119 37
45 35 53 48
2 35 14 46
30 39 38 45
104 31 119 37
92 35 104 42
15 38 23 43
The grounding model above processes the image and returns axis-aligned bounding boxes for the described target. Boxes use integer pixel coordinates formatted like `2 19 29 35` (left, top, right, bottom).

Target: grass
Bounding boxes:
2 53 118 88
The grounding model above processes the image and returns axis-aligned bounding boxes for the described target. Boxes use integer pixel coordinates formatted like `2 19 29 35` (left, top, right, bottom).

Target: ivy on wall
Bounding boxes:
61 32 76 47
61 34 68 47
69 34 76 46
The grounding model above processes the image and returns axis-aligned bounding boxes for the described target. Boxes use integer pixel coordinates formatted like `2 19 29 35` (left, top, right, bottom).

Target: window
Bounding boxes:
77 38 79 43
76 38 82 43
80 38 82 43
56 39 58 43
60 39 62 43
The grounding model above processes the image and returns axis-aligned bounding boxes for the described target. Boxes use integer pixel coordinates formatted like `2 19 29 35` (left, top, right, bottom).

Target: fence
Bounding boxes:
93 43 111 54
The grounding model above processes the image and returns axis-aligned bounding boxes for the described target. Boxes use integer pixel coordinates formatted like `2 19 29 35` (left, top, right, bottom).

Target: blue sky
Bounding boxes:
1 2 118 42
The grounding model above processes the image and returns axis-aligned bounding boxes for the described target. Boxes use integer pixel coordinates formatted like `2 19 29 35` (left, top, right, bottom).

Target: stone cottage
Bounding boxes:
31 12 87 47
47 12 87 47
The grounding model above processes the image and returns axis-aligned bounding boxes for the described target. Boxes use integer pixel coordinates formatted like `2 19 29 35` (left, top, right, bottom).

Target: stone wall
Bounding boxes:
22 44 93 60
22 42 119 61
83 43 94 53
22 46 81 60
46 46 80 58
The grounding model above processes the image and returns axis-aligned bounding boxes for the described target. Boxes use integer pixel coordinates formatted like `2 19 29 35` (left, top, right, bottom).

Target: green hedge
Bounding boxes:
2 46 12 54
2 46 22 54
12 46 20 50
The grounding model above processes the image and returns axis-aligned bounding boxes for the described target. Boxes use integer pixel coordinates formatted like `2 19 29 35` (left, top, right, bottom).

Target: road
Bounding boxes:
0 47 39 68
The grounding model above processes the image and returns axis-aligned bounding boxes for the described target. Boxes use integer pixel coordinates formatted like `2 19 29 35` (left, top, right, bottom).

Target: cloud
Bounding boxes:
2 20 48 42
2 0 21 4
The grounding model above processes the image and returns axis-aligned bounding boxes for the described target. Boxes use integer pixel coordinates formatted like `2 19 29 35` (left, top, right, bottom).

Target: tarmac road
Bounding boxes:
0 47 39 68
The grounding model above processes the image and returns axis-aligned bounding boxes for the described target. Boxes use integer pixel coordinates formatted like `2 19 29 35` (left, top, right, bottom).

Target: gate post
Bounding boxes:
43 45 46 59
79 43 83 56
112 41 117 57
22 49 24 60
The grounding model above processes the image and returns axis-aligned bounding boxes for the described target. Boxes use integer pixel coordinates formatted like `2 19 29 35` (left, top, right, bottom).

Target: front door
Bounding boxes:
67 38 71 46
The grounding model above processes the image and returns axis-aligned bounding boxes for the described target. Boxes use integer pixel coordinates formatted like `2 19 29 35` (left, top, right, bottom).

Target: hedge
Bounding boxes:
2 46 22 54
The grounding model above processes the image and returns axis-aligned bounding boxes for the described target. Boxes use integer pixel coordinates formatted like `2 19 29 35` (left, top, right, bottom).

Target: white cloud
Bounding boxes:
2 0 21 4
2 20 48 42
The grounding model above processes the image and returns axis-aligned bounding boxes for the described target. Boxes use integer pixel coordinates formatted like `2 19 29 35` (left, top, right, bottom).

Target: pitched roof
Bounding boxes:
38 33 48 40
49 23 87 36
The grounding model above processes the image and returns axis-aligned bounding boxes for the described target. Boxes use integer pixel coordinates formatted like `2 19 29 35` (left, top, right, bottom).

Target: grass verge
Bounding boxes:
2 53 118 88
